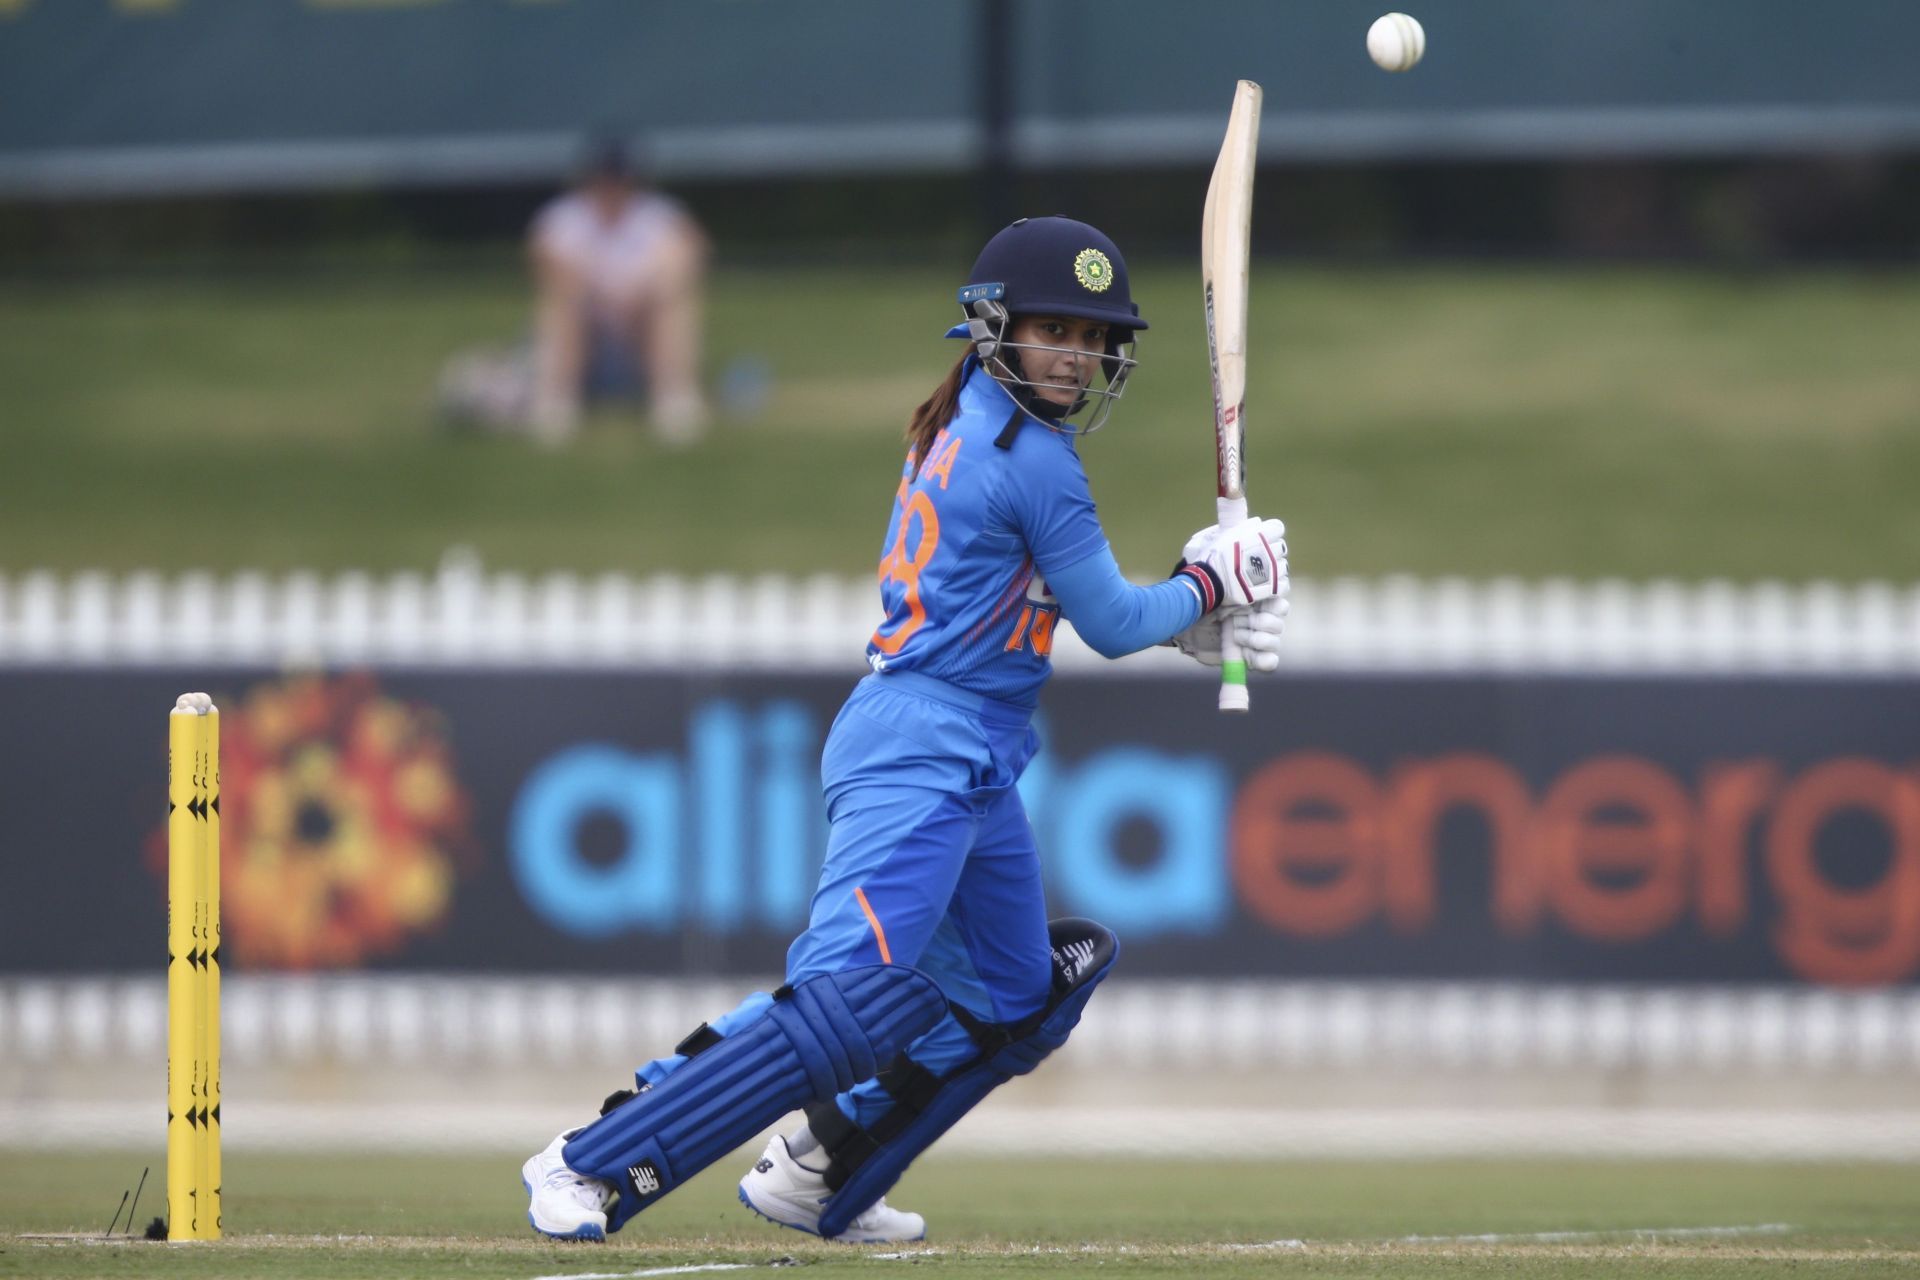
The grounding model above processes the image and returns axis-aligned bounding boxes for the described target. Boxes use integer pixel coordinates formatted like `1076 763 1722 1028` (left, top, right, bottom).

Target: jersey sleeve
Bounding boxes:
999 434 1109 580
1045 543 1204 659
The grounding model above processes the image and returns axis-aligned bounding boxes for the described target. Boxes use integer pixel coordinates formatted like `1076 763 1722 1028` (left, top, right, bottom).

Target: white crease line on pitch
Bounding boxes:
527 1263 754 1280
1393 1222 1794 1244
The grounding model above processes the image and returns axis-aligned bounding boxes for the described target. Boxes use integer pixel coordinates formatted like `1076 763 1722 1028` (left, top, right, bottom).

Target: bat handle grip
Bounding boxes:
1218 656 1250 712
1215 495 1250 713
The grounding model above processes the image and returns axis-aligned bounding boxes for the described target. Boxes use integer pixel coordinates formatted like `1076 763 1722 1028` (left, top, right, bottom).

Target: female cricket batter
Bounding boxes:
522 216 1290 1243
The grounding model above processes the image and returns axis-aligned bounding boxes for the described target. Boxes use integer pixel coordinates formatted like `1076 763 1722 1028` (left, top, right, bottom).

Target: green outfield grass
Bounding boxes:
3 1152 1917 1279
1 261 1917 581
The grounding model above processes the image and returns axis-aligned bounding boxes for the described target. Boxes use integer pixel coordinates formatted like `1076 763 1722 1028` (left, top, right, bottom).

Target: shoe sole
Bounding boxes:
522 1174 606 1242
736 1185 924 1246
737 1184 821 1239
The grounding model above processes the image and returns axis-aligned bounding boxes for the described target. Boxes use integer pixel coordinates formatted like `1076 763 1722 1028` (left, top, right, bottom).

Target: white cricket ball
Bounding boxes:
1367 12 1425 72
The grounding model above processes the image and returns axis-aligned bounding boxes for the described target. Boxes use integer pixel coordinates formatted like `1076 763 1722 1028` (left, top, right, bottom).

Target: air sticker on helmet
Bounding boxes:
1073 248 1114 293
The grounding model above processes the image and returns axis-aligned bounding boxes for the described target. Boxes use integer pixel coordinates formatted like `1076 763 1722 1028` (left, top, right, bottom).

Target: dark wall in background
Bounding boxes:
4 0 1919 197
8 1 1919 265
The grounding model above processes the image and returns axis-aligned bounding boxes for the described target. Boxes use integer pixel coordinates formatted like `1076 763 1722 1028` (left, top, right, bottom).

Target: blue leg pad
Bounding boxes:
561 964 944 1233
814 919 1117 1239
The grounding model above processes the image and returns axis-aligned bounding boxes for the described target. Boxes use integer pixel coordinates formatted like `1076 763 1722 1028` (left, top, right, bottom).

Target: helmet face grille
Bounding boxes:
961 296 1138 438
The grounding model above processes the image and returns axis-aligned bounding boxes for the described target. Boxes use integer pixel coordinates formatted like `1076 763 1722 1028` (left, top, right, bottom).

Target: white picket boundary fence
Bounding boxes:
3 561 1920 671
2 976 1916 1073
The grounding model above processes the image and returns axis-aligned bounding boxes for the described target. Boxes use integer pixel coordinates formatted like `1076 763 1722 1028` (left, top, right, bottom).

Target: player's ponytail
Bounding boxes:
905 353 969 479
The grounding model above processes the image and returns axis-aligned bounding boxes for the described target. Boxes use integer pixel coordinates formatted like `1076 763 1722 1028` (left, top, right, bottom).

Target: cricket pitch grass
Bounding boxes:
4 1152 1917 1279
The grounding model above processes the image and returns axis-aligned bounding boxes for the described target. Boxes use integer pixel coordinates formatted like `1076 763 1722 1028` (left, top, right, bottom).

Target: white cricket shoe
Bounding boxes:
521 1128 617 1241
737 1134 926 1244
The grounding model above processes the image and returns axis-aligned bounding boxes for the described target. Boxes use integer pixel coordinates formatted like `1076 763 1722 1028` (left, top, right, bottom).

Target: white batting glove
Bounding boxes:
1180 523 1223 565
1174 517 1287 613
1168 595 1289 671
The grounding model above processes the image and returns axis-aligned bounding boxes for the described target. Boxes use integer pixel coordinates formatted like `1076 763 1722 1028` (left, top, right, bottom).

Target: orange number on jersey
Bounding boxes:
1029 606 1057 656
1003 604 1058 657
871 490 941 655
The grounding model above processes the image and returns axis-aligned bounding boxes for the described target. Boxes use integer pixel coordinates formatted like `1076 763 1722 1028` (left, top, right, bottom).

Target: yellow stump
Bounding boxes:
167 693 221 1241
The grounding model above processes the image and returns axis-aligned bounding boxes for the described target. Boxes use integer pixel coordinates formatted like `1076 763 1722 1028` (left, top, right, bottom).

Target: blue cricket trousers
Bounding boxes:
789 671 1053 1126
629 671 1053 1131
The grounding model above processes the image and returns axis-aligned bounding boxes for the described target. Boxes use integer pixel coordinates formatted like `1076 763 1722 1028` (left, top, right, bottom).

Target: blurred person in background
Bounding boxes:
524 136 712 445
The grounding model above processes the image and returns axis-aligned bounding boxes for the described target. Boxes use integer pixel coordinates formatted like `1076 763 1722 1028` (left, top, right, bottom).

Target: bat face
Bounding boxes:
1203 79 1260 507
1204 276 1244 503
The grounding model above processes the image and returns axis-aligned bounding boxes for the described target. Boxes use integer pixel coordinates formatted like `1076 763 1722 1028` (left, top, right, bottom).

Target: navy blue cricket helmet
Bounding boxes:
956 215 1148 335
948 216 1147 433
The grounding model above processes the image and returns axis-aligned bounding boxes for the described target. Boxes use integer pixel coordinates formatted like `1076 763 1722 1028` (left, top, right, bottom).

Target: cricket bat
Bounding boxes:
1202 79 1261 713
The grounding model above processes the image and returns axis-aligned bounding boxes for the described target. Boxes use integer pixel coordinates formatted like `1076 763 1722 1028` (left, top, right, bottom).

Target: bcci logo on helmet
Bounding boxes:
1073 248 1114 293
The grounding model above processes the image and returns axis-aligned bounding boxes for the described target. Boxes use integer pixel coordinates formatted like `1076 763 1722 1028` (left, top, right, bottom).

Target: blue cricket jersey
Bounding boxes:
865 359 1202 708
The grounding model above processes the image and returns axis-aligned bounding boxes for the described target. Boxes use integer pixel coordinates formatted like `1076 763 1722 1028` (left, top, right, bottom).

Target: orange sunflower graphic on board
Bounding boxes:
154 673 472 970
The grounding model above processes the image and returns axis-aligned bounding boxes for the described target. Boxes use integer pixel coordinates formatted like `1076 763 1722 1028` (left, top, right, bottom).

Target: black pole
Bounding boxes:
977 0 1015 240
